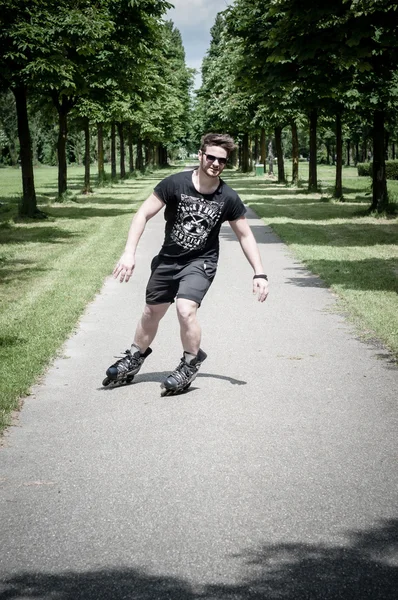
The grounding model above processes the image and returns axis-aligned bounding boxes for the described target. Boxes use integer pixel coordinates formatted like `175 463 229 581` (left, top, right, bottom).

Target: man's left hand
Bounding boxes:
253 278 269 302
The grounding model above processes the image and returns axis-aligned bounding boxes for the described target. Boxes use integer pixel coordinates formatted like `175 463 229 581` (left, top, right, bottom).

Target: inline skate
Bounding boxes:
160 349 207 396
102 344 152 387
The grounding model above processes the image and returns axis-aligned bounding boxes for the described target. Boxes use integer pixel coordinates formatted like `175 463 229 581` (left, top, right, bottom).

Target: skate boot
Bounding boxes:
160 349 207 396
102 344 152 387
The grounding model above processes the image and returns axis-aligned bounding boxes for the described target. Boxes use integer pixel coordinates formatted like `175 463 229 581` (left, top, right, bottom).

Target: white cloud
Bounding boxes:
165 0 232 87
166 0 231 28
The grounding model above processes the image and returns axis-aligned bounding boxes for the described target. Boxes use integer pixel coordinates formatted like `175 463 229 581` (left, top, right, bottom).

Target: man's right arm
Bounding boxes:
113 193 165 283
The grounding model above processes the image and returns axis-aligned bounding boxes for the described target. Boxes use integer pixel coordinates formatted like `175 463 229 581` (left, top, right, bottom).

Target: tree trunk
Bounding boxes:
260 128 266 170
268 139 274 174
346 139 351 166
117 122 126 178
334 112 343 199
83 118 91 194
159 144 168 167
308 108 318 192
231 147 238 167
128 126 134 174
9 142 18 166
254 134 259 164
362 140 367 163
146 140 153 168
291 121 299 185
12 86 38 217
371 109 388 212
111 122 117 179
355 142 360 166
97 123 105 182
241 132 250 173
57 104 68 197
384 130 390 160
136 138 144 171
0 95 19 165
248 135 252 170
274 126 286 183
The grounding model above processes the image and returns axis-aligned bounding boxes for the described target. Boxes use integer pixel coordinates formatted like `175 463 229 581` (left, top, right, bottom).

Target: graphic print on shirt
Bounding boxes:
171 194 224 250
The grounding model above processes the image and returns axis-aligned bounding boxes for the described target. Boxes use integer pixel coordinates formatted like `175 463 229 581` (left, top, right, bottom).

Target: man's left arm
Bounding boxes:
229 216 269 303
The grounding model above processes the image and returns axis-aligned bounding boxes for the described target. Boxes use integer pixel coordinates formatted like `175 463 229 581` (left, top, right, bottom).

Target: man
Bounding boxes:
103 133 269 395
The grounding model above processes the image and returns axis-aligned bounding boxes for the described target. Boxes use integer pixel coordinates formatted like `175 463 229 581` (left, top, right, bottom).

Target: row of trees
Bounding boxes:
0 0 194 217
2 1 397 215
193 0 398 211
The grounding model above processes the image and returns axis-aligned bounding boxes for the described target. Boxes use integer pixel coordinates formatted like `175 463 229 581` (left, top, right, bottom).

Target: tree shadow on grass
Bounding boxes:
270 222 397 247
0 259 48 285
0 333 26 348
284 259 398 293
61 196 138 206
232 186 307 196
44 206 132 220
1 520 397 599
246 202 371 221
0 225 77 245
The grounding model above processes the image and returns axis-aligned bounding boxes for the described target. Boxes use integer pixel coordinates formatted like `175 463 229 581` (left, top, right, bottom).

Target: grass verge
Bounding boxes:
0 165 172 432
224 164 398 359
1 162 397 432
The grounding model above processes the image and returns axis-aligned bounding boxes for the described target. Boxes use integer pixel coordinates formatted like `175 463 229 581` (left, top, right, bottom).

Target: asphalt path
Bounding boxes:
1 183 398 599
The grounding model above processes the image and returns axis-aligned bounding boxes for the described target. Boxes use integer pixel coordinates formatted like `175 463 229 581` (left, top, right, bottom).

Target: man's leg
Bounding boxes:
104 303 169 385
175 298 201 355
134 302 170 352
160 297 206 395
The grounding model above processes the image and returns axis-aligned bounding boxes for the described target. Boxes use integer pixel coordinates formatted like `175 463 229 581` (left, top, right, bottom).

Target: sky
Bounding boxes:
165 0 232 90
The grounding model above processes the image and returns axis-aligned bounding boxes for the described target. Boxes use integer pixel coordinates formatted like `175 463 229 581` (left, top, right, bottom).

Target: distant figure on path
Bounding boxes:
103 132 269 395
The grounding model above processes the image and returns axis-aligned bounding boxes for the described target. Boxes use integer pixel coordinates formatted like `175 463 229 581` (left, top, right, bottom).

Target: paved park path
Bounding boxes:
1 185 398 599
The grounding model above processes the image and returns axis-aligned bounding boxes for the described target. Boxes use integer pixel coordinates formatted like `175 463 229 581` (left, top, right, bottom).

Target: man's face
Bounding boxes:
198 145 228 177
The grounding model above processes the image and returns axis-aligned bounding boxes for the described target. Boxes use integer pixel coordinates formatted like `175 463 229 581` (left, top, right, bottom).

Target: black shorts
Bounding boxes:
146 256 218 306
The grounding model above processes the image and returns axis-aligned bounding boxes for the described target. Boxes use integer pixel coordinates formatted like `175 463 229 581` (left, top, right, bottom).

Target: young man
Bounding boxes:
103 133 269 395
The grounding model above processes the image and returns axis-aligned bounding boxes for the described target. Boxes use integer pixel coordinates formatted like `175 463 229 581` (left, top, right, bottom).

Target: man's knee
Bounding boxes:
142 303 169 322
176 298 198 322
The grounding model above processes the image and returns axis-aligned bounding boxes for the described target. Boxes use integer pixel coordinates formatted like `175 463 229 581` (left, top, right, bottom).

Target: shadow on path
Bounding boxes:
99 371 247 391
1 520 397 599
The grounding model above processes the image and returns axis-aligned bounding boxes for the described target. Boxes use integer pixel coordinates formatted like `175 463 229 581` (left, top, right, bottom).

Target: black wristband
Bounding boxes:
253 274 268 281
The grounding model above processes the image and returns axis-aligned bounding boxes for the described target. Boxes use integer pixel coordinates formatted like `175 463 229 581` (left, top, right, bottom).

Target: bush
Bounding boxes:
357 162 372 176
357 160 398 179
386 160 398 180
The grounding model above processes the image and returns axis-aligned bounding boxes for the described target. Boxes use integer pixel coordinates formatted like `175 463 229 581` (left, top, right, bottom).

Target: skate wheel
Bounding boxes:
102 377 111 387
160 386 174 397
126 375 135 384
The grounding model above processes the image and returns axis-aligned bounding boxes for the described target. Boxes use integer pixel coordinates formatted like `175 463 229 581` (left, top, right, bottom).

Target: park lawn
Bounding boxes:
224 164 398 360
0 162 397 432
0 165 171 432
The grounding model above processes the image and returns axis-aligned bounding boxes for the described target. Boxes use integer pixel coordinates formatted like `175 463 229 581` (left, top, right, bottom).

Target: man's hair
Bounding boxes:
200 133 236 155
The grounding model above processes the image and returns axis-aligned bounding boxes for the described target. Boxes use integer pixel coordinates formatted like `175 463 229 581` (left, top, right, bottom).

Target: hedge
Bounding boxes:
357 160 398 179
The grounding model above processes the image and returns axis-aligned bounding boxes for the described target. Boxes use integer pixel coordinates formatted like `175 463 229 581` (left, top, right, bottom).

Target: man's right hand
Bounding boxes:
113 252 135 283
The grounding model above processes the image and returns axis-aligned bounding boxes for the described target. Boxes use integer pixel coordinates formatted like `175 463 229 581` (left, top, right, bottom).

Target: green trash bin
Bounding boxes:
255 163 264 176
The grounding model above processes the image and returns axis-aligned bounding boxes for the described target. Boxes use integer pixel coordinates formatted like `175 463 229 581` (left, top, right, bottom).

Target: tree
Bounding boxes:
0 0 174 213
195 12 257 172
0 91 18 165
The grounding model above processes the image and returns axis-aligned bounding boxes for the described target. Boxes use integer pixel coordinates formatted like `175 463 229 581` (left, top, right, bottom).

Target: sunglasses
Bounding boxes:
203 153 227 166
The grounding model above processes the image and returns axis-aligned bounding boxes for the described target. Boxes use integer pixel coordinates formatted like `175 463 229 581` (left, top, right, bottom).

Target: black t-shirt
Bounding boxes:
154 169 246 261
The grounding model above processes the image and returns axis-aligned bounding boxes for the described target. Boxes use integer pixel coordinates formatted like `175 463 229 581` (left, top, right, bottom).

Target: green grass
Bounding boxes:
0 165 174 432
1 162 397 432
224 163 398 359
